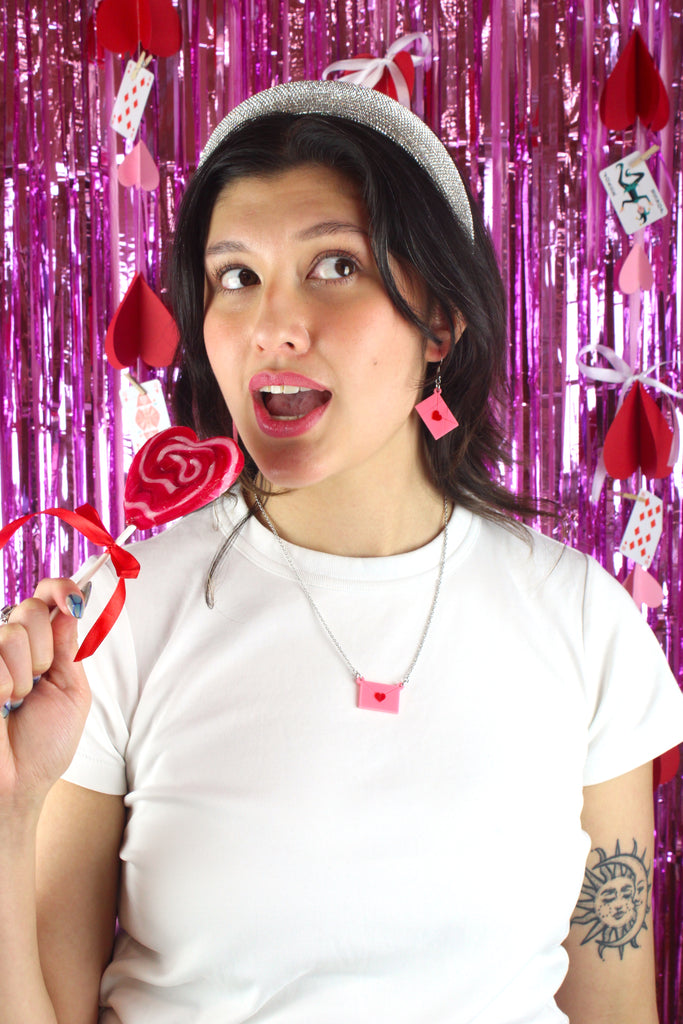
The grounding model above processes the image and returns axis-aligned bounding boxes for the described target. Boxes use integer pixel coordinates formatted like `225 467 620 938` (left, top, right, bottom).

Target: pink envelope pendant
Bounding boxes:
356 677 402 713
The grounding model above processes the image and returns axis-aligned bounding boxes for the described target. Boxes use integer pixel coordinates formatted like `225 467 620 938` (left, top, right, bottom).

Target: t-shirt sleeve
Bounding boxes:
61 564 137 796
581 555 683 786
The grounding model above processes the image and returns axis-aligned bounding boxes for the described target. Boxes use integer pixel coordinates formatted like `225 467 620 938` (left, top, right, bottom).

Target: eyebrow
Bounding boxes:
205 221 368 259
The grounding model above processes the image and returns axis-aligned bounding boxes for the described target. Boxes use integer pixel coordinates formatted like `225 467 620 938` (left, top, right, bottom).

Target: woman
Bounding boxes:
1 80 683 1024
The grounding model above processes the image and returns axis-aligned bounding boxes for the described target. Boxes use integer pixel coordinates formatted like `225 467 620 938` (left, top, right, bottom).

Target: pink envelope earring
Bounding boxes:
415 363 459 439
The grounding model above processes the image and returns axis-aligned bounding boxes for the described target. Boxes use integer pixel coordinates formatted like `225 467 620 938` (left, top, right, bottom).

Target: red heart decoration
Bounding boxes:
653 746 680 789
118 140 160 191
105 273 179 369
599 29 670 131
374 692 387 702
603 381 673 480
95 0 182 57
124 427 244 528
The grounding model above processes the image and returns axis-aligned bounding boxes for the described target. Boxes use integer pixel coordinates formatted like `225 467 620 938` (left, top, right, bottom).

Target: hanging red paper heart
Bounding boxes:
603 381 673 479
599 29 669 131
118 140 160 191
105 273 179 369
95 0 182 57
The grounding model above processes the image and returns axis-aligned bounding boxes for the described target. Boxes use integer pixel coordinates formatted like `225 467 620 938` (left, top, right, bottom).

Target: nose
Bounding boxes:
251 281 312 355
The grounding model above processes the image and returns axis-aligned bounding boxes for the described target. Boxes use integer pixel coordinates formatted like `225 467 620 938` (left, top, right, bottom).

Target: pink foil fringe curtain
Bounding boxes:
1 0 683 1016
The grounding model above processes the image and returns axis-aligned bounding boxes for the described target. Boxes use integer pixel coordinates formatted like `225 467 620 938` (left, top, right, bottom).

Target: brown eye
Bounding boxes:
220 267 259 290
314 256 358 280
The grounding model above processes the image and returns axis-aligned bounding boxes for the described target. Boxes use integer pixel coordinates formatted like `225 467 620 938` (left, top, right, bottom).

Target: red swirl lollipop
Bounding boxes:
124 426 244 529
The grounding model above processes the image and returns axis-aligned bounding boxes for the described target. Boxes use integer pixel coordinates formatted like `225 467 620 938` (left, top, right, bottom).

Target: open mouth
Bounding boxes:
259 384 331 420
250 379 332 437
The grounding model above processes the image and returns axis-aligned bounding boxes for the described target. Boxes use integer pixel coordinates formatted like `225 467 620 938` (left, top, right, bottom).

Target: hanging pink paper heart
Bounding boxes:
618 243 654 294
623 563 663 608
599 29 670 131
95 0 182 57
118 141 160 191
105 273 178 369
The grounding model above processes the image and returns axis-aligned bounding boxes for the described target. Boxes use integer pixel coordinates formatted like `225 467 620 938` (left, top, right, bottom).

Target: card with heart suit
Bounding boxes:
120 378 171 453
619 489 663 569
110 62 154 141
599 153 667 234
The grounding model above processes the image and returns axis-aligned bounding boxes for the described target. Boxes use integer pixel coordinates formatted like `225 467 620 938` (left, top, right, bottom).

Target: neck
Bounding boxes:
250 468 446 557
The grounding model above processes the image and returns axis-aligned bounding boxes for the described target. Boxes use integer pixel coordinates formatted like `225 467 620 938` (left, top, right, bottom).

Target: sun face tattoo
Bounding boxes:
571 840 651 960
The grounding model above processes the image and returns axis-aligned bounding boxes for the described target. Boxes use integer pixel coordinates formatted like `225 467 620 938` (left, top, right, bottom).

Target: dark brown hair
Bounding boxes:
170 112 539 528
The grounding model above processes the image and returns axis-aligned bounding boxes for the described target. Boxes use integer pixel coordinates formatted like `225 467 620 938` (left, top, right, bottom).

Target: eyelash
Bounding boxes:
210 249 362 293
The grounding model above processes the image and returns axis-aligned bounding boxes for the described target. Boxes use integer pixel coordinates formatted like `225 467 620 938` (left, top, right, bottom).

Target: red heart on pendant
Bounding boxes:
95 0 182 57
124 427 244 528
432 410 442 421
374 692 387 702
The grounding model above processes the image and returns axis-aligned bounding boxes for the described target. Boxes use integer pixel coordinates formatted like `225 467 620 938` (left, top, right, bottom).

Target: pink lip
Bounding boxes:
249 371 328 392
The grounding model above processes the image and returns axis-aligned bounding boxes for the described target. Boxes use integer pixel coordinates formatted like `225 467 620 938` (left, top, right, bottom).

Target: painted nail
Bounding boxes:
33 675 41 686
81 581 92 608
2 699 24 718
66 593 84 619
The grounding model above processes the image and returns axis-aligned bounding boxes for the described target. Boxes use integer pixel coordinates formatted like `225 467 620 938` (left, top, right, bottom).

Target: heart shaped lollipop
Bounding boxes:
124 427 244 529
0 426 244 710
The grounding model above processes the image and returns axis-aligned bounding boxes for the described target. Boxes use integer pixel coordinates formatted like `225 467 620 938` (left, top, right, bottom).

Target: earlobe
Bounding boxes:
425 306 466 362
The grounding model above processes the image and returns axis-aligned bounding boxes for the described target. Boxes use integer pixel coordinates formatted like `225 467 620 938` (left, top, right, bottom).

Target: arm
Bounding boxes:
555 762 659 1024
37 781 125 1023
0 581 123 1024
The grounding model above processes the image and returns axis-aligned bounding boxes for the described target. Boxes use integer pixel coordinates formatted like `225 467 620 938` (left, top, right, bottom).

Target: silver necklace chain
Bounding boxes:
253 496 449 687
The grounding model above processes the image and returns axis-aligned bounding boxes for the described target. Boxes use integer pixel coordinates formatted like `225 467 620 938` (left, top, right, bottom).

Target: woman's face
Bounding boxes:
202 164 445 495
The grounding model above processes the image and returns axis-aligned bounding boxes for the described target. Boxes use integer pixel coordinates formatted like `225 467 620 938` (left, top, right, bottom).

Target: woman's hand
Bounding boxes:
0 580 92 819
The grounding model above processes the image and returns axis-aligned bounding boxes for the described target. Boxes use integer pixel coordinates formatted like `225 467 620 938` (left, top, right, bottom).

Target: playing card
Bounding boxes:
120 377 171 452
619 489 663 568
599 153 667 234
110 61 154 141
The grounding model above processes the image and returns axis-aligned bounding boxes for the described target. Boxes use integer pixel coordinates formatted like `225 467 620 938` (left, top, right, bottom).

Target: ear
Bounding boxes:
424 306 466 363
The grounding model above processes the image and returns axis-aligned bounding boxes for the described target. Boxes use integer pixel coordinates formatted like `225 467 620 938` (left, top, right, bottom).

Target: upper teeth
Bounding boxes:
259 385 310 394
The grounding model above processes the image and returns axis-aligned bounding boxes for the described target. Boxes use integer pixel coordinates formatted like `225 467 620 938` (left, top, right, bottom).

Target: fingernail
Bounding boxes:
81 581 92 608
66 593 84 619
33 675 41 686
2 699 24 718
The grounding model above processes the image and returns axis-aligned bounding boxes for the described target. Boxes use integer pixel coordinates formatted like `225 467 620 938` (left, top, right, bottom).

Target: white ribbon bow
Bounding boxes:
576 344 682 500
322 33 432 109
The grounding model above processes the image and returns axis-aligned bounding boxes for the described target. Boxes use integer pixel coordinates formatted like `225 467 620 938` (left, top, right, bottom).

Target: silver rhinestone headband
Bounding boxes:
199 80 474 241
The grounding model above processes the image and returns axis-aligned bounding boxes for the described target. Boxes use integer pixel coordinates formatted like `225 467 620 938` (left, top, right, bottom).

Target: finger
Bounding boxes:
0 621 37 703
3 598 55 678
33 577 91 619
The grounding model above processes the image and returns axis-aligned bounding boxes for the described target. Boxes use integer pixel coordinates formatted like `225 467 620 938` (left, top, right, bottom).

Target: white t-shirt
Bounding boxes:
63 493 683 1024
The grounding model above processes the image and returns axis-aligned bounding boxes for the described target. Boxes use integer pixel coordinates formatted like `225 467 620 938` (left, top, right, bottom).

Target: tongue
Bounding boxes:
264 390 329 418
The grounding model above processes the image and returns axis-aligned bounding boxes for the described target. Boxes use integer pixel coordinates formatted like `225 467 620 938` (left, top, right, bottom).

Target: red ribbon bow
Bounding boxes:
0 503 140 661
